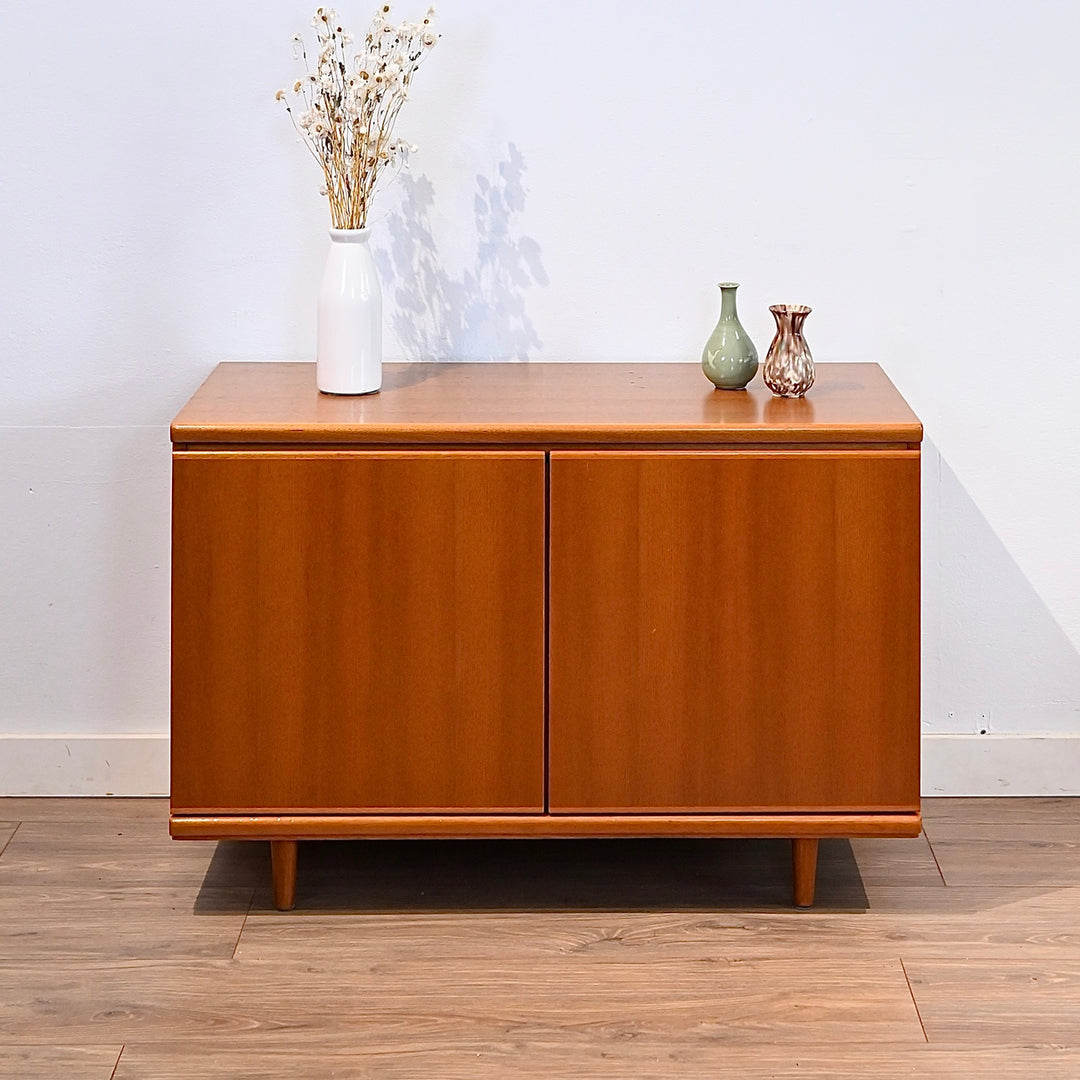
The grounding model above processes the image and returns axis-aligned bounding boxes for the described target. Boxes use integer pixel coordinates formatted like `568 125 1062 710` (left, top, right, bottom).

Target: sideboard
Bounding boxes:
170 362 922 909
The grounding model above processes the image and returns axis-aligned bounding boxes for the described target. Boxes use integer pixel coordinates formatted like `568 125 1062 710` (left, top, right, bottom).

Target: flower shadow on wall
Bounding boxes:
373 144 549 361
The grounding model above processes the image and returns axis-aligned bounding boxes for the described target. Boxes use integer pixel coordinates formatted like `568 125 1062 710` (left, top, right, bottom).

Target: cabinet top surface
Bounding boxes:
171 362 922 446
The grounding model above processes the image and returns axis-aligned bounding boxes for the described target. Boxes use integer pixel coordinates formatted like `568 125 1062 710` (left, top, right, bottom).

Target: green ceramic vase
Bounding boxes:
701 282 758 390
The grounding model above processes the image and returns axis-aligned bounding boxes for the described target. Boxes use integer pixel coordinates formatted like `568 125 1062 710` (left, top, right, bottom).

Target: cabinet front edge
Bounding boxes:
170 812 922 840
171 440 921 454
170 425 924 448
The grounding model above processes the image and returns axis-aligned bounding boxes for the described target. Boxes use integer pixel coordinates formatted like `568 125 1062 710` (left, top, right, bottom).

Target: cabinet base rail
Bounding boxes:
172 812 920 911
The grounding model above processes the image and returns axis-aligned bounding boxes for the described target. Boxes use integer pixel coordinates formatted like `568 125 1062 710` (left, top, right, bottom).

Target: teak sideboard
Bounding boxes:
170 362 922 910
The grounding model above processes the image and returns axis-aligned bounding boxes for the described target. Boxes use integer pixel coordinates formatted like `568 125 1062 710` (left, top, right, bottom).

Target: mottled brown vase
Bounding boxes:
763 304 814 398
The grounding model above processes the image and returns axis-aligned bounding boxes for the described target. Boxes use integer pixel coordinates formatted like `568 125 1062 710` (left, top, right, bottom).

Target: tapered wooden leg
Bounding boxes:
271 840 298 911
792 838 819 908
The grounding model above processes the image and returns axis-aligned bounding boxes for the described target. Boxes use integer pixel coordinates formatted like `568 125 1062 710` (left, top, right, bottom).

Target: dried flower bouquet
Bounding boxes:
278 4 438 229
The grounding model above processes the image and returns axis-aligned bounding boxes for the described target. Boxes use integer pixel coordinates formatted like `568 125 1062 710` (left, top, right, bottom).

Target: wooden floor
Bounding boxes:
2 798 1079 1078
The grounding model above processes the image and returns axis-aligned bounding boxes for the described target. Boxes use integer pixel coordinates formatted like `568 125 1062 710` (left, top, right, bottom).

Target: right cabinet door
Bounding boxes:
548 450 920 813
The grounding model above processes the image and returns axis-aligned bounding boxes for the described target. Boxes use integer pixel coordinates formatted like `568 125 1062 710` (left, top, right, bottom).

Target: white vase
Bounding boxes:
317 228 382 395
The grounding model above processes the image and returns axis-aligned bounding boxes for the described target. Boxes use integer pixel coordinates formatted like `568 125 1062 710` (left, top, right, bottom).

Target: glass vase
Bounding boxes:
763 304 814 398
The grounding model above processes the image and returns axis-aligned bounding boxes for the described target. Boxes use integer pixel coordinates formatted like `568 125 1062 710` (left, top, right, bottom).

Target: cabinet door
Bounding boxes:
548 451 920 813
172 451 546 813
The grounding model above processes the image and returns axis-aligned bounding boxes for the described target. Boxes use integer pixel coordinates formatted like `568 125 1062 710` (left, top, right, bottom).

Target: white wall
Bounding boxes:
2 0 1079 794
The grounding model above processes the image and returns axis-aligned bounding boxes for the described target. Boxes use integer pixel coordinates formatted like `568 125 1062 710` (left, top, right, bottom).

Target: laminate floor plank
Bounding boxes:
3 796 1080 1074
923 822 1080 886
0 1045 123 1080
0 885 251 961
0 796 168 825
111 1041 1080 1080
235 884 1080 964
904 958 1080 1043
0 821 17 857
845 834 943 886
924 796 1080 825
0 955 922 1046
0 820 223 888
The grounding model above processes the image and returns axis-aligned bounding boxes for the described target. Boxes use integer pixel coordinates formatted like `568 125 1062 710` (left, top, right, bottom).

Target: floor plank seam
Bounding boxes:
0 820 21 860
923 830 948 886
108 1045 125 1080
899 957 929 1043
231 889 254 960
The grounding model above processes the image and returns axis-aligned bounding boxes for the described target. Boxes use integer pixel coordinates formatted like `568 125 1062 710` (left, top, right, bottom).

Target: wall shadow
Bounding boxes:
373 143 549 362
924 437 1080 738
194 837 868 914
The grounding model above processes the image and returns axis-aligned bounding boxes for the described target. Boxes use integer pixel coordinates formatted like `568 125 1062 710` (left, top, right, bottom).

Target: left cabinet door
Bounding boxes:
172 451 546 814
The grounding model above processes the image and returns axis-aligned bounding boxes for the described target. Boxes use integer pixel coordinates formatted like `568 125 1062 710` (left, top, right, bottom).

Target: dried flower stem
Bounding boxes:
278 4 438 228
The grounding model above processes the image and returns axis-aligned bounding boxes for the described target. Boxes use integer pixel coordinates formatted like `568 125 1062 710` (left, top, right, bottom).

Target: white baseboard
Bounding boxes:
1 732 1077 798
922 733 1080 796
0 735 169 796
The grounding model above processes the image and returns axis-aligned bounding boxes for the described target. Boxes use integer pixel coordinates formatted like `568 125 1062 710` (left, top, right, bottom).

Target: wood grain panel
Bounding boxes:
0 1046 122 1080
0 797 168 824
904 958 1080 1043
235 884 1080 962
5 798 1080 1076
549 451 921 812
0 821 17 857
924 796 1080 825
0 955 921 1046
171 451 545 813
109 1042 1080 1080
0 820 218 887
923 821 1080 886
171 362 923 446
0 885 249 960
846 834 944 886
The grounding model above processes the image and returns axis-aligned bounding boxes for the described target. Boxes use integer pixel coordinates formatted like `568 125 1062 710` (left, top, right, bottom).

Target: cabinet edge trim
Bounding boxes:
170 812 922 840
